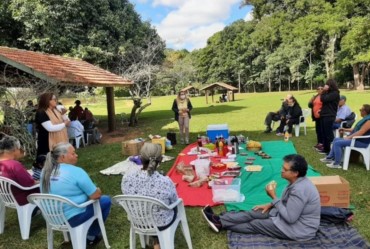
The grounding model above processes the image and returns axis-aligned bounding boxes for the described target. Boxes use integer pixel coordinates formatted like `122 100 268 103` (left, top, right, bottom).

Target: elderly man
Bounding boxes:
202 154 320 241
332 95 352 129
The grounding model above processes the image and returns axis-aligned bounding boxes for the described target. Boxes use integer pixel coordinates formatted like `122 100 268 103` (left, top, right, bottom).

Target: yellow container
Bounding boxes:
152 137 166 154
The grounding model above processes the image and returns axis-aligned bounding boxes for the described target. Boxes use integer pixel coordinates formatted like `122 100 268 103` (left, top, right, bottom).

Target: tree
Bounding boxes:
118 37 165 126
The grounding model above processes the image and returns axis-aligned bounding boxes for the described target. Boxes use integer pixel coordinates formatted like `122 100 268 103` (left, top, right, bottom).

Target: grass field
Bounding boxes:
1 90 370 249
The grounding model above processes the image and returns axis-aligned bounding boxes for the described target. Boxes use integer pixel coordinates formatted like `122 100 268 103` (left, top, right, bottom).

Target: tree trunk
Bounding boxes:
353 64 362 90
135 98 152 122
288 76 291 92
268 77 271 92
324 35 337 79
129 99 141 127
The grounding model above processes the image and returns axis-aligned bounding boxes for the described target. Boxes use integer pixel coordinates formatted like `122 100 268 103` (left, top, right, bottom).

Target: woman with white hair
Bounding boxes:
40 142 111 246
0 134 39 205
122 143 178 249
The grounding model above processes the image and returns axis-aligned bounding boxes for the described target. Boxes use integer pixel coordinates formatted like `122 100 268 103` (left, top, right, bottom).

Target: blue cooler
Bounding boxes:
207 124 229 143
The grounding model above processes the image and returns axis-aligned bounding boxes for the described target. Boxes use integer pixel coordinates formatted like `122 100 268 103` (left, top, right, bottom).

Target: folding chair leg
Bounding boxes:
342 147 351 170
17 206 33 240
0 203 5 234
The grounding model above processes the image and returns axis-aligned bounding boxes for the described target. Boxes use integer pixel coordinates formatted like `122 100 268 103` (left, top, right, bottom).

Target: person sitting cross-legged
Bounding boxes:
202 154 321 241
320 104 370 169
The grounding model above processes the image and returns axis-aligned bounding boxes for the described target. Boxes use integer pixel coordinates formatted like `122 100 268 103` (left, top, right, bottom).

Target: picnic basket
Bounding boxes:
121 139 145 156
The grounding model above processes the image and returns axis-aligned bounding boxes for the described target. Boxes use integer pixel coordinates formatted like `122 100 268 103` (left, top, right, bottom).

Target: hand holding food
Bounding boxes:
266 180 277 191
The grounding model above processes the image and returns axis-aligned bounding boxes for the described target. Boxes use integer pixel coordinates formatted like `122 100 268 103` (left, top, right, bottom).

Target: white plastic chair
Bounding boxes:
67 127 85 149
335 113 357 138
294 109 310 137
27 194 110 249
112 195 192 249
0 176 39 240
342 135 370 171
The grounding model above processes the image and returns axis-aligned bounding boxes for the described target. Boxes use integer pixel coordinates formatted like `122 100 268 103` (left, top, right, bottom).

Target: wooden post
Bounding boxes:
206 90 208 104
106 87 116 132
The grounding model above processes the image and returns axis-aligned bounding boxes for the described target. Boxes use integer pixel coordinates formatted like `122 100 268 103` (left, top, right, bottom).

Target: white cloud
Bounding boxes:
244 11 254 21
152 0 185 7
154 0 239 50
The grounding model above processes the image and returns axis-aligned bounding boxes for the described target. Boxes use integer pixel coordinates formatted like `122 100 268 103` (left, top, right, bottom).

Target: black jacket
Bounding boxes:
286 103 302 121
320 90 339 118
172 98 193 121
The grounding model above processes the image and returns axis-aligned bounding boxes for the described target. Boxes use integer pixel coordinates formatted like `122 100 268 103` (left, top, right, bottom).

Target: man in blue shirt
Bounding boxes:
333 95 352 129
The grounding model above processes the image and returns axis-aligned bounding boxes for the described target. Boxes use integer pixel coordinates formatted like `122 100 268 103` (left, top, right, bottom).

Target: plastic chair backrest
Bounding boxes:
113 195 169 233
28 194 76 230
0 176 23 208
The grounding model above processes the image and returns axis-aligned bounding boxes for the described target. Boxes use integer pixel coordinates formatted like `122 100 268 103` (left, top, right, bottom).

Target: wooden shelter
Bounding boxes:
0 46 132 132
200 82 238 104
180 85 199 96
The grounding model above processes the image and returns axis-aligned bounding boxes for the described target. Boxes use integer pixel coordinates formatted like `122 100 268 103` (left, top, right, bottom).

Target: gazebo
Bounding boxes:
200 82 238 104
0 46 132 132
180 85 199 96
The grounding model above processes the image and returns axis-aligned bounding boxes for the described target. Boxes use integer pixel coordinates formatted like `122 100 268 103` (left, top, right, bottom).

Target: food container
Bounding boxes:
212 178 244 203
192 159 211 178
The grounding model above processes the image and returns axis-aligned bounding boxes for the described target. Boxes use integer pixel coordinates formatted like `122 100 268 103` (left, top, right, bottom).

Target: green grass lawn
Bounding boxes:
1 90 370 248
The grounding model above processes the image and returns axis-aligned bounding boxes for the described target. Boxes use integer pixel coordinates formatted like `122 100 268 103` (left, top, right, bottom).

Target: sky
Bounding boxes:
129 0 253 51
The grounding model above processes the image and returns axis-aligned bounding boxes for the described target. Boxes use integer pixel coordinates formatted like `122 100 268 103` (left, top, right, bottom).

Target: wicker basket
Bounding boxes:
121 140 145 156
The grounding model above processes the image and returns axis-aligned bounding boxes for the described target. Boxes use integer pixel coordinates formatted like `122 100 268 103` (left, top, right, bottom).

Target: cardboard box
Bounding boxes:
207 124 229 143
309 175 350 208
152 137 166 154
122 140 145 156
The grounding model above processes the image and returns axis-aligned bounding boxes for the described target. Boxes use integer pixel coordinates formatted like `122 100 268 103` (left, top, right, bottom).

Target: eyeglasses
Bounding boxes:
281 167 292 173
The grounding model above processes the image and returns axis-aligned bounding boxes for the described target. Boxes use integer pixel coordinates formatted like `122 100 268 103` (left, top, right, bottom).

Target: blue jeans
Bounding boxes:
327 138 369 164
68 195 111 237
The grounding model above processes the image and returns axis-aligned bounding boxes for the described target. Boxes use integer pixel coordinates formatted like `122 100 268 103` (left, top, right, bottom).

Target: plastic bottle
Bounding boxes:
197 134 202 147
218 139 224 156
284 131 289 142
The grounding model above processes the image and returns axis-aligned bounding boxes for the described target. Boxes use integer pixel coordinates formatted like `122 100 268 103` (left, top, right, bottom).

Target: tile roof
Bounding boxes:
200 82 238 91
0 46 132 87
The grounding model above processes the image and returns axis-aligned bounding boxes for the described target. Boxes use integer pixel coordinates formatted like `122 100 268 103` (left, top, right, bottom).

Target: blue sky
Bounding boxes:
130 0 253 51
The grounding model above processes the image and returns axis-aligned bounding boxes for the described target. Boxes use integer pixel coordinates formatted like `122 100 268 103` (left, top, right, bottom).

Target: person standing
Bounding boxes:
73 100 84 121
172 91 193 145
318 79 340 154
35 93 70 156
308 87 324 150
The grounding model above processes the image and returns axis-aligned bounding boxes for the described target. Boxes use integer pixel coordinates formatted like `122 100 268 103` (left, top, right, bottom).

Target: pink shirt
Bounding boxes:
0 160 39 205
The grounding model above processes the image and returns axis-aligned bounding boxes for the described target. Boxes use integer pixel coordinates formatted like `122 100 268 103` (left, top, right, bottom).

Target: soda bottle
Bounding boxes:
218 139 224 156
197 134 202 147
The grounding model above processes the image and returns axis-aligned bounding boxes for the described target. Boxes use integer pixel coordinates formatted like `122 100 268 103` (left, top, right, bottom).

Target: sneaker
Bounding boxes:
263 128 272 133
315 146 324 152
276 133 283 136
202 207 222 233
317 149 327 155
320 157 334 163
313 143 323 149
326 162 342 169
203 205 214 215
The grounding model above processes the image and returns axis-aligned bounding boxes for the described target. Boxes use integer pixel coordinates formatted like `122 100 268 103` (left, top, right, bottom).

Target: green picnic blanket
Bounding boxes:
225 141 321 211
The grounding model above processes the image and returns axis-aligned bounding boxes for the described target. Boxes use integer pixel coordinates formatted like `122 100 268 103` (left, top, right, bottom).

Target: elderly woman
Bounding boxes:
321 104 370 169
121 143 178 249
35 93 70 156
172 91 193 144
276 96 302 137
0 135 39 205
40 142 111 246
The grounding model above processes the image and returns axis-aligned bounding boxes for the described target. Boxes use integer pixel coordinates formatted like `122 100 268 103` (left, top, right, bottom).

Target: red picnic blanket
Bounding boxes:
167 143 228 207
